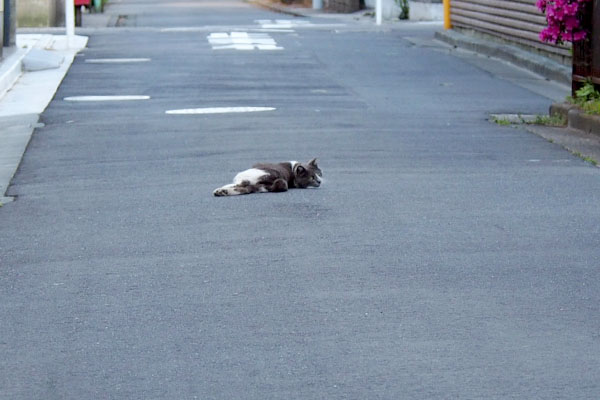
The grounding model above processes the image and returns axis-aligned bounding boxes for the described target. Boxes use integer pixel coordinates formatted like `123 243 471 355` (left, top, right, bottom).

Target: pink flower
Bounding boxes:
538 0 590 44
536 0 547 11
564 16 579 30
573 30 587 41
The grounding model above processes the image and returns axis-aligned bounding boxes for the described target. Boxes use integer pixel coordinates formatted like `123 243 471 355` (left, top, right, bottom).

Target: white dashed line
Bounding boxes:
84 58 151 63
252 29 296 33
255 19 312 29
165 107 276 115
255 19 345 29
64 95 151 101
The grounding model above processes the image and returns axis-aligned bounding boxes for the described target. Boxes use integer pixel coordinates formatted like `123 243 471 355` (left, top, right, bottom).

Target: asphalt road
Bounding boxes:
1 0 600 398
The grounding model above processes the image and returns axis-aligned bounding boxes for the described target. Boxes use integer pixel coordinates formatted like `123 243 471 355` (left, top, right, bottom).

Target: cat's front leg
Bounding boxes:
269 179 288 192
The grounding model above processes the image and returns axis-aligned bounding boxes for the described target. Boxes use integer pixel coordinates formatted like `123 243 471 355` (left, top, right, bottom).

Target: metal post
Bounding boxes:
376 0 382 25
313 0 322 9
443 0 451 29
8 0 15 46
65 0 75 47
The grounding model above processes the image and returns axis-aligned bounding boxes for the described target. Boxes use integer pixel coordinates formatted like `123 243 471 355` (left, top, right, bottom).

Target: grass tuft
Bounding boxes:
492 117 511 126
531 114 566 127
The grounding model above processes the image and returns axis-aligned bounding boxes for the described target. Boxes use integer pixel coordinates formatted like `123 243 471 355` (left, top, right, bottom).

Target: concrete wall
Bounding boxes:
364 0 401 19
17 0 56 27
55 0 65 27
408 0 442 21
364 0 442 21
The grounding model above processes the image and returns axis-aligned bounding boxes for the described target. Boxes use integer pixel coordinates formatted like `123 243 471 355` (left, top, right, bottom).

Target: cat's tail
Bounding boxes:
213 184 236 196
213 182 261 196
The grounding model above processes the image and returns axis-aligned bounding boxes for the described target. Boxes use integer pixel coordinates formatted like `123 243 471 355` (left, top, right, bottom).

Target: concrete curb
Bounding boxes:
550 103 600 137
0 48 28 100
434 30 571 86
0 34 70 100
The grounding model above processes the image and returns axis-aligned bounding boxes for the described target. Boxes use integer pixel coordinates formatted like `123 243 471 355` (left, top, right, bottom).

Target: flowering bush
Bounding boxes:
537 0 590 44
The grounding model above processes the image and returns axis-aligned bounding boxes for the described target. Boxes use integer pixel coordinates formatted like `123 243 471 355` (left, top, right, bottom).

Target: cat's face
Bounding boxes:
293 158 322 188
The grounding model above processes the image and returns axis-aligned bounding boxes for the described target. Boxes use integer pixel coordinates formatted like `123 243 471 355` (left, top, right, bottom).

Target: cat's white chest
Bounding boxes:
233 168 268 185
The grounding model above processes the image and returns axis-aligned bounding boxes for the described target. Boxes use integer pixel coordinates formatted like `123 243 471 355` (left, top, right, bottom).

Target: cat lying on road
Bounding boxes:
213 158 322 196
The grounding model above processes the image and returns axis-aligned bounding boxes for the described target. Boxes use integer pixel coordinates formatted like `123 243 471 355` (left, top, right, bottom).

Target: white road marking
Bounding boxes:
207 32 283 50
255 19 312 29
84 58 151 63
252 29 296 33
166 107 276 115
255 19 345 29
64 95 151 101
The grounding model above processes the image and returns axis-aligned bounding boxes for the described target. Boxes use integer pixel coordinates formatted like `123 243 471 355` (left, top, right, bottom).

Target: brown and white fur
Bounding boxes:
213 158 322 196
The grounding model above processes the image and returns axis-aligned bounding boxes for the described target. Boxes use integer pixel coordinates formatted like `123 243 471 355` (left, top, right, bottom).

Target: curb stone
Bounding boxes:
435 30 571 86
550 103 600 137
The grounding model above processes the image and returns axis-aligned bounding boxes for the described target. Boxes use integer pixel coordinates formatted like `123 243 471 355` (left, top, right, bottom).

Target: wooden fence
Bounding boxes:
573 0 600 91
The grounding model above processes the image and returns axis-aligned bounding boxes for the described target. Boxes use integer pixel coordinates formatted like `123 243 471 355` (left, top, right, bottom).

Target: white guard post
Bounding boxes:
65 0 75 47
376 0 382 25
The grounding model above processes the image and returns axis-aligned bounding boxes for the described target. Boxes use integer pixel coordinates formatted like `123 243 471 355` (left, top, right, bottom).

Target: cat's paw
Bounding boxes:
213 188 228 197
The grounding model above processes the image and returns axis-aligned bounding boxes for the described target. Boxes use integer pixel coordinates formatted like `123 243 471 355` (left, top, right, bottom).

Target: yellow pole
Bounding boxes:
443 0 451 29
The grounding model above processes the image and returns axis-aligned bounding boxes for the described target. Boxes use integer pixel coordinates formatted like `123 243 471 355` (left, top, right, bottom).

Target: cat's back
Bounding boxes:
233 167 269 184
252 161 294 180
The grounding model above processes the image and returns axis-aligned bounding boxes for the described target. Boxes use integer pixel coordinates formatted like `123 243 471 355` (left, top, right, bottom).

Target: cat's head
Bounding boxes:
293 158 322 188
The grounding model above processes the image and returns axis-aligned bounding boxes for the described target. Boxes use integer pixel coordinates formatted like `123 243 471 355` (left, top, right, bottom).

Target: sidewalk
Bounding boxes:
0 34 87 204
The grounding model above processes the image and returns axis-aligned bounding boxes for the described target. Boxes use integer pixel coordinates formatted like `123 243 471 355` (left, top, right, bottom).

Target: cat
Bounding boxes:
213 158 322 196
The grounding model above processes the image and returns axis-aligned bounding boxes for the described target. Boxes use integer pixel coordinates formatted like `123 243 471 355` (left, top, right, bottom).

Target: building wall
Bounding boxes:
364 0 442 20
17 0 57 27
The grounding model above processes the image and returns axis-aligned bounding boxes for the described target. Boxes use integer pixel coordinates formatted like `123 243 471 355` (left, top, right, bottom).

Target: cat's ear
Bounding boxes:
296 165 306 175
308 158 318 167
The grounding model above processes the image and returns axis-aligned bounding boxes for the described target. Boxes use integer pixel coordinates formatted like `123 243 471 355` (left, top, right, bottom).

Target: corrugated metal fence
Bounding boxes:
450 0 570 58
